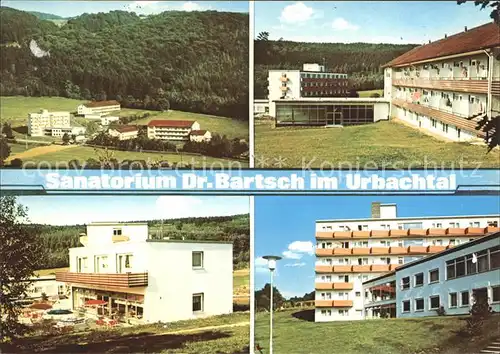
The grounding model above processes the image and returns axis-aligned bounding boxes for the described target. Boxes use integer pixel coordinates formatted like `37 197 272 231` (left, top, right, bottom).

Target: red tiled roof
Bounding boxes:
110 125 138 133
383 22 500 68
84 100 120 108
147 119 195 128
190 130 208 136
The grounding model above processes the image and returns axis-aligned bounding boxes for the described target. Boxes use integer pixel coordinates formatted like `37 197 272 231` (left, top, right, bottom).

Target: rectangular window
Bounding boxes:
402 300 410 313
492 286 500 303
401 276 410 290
491 246 500 269
192 251 204 268
461 291 470 306
429 295 440 310
192 293 204 312
429 269 439 283
338 309 347 316
415 298 424 311
477 250 489 272
466 255 477 275
449 293 458 308
355 291 361 297
414 273 424 287
456 258 466 277
113 228 122 236
446 260 456 279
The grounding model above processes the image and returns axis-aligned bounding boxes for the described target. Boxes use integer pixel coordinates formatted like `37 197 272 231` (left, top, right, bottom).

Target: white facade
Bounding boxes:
26 275 68 299
45 126 86 138
315 202 500 322
108 127 138 140
61 222 233 324
85 114 120 126
189 130 212 143
77 102 121 116
396 234 500 317
147 121 200 141
254 99 270 116
28 110 71 137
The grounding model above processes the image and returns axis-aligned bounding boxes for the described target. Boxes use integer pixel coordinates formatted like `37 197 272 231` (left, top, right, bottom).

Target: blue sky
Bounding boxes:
2 1 248 17
17 196 249 225
254 196 500 299
255 1 493 44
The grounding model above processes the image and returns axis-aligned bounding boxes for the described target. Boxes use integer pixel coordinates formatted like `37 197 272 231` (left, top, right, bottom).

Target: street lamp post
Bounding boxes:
263 255 281 354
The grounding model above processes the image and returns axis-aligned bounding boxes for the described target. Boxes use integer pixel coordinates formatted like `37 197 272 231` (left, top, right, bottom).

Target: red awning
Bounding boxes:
85 299 107 306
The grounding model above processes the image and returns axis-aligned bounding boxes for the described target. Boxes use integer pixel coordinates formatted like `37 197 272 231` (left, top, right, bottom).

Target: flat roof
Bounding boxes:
274 97 388 104
88 222 148 226
395 232 500 272
316 214 499 223
146 239 233 245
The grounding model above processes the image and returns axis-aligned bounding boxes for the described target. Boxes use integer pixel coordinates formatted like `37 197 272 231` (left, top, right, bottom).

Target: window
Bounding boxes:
415 298 424 311
34 287 43 293
491 246 500 269
355 291 361 297
321 309 332 316
402 300 410 313
58 285 65 295
456 258 466 277
429 269 439 283
414 273 424 287
341 242 350 248
192 251 204 268
466 254 477 275
338 309 348 316
477 250 489 272
380 224 390 230
432 222 443 228
192 293 204 312
469 222 480 227
113 228 122 236
401 276 410 290
488 221 498 227
398 257 404 265
461 291 470 306
449 293 458 308
125 255 133 268
429 295 440 310
492 286 500 303
380 257 391 265
449 222 460 228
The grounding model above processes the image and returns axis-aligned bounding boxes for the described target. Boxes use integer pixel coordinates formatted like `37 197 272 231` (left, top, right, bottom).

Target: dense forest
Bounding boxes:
254 35 417 98
0 7 249 119
31 214 250 270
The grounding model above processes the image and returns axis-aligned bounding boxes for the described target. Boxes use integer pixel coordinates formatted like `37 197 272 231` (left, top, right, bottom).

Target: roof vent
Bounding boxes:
464 26 468 32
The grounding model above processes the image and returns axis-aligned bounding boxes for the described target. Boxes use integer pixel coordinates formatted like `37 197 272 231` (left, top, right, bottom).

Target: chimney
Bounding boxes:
464 26 468 32
371 202 381 219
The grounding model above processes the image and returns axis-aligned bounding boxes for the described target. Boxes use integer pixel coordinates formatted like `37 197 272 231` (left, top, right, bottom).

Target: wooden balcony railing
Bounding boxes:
392 78 490 94
56 272 148 288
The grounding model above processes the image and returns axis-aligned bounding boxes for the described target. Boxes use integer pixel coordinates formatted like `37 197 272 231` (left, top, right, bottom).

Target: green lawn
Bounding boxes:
255 309 499 354
5 312 249 354
25 146 248 168
359 89 384 97
8 142 45 155
131 110 249 140
255 120 500 168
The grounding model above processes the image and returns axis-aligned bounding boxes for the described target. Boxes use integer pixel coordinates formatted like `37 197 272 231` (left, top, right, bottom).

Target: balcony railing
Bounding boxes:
56 272 148 288
392 77 491 94
315 300 353 308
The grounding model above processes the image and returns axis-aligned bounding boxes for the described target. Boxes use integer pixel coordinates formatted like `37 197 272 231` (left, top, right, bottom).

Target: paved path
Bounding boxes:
7 144 76 161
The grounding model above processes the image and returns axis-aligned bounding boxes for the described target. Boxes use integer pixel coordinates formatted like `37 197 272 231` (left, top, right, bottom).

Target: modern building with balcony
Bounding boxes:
383 22 500 142
147 120 201 141
56 222 233 324
28 109 71 137
77 100 121 116
314 202 500 322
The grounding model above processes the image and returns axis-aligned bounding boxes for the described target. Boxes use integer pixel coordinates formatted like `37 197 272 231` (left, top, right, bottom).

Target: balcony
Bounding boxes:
315 300 333 307
333 248 351 255
333 231 351 239
333 265 352 272
333 282 354 290
315 283 334 290
56 272 148 288
408 228 427 236
389 229 407 237
389 247 408 254
352 231 370 238
332 300 353 307
408 246 427 254
466 227 486 234
427 245 447 253
316 249 334 257
316 232 334 239
392 78 489 94
351 248 370 255
371 230 389 238
371 265 391 272
315 265 333 273
352 265 371 272
446 228 466 235
370 247 389 255
427 228 447 236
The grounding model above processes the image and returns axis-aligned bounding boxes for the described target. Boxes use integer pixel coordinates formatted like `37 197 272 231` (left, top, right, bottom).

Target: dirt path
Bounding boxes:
7 144 77 161
161 321 249 335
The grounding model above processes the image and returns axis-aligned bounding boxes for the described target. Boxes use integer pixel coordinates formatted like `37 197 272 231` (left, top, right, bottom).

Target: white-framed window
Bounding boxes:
401 276 410 290
192 251 204 268
429 269 439 283
355 291 361 297
469 222 480 227
192 293 204 312
429 295 440 310
449 293 458 308
402 300 410 313
414 273 424 287
460 291 470 306
449 222 460 228
415 298 424 312
398 257 404 265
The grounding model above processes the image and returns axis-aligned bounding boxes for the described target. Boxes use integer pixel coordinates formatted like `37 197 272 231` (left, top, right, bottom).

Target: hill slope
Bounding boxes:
0 7 248 119
254 39 417 98
28 11 65 20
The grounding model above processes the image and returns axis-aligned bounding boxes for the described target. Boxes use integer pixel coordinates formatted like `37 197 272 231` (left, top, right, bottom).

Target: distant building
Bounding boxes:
28 110 71 137
56 222 233 323
147 120 200 141
84 113 120 126
44 126 86 138
190 130 212 143
77 100 121 116
254 99 270 116
26 275 68 300
382 22 500 142
108 126 139 140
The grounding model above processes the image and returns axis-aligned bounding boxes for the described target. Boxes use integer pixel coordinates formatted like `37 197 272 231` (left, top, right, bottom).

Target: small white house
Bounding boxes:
190 130 212 142
108 126 139 140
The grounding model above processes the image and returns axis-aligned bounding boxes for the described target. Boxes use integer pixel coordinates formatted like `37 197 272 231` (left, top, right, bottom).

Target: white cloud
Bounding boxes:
282 250 303 259
284 262 306 268
288 241 314 255
181 2 203 12
279 2 314 24
154 196 248 219
331 17 359 31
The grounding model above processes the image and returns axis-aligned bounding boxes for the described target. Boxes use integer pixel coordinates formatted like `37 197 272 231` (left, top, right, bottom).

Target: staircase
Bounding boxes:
480 338 500 353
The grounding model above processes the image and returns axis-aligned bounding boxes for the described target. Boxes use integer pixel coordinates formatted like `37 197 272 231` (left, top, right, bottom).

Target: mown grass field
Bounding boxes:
4 312 249 353
255 120 500 168
359 89 384 97
130 110 249 140
255 309 500 354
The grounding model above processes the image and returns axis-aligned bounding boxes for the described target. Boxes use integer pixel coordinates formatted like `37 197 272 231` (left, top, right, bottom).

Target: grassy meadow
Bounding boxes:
358 89 384 97
254 309 500 354
255 120 500 168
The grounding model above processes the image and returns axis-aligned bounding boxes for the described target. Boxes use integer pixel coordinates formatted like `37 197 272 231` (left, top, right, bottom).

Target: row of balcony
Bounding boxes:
315 300 353 308
316 245 448 257
315 282 354 290
315 264 399 273
392 78 491 94
315 227 498 240
56 272 148 288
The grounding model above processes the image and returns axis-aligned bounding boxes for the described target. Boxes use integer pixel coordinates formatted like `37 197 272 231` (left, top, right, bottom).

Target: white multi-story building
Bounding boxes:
147 120 201 141
28 110 71 137
314 202 500 322
25 275 68 300
383 22 500 142
56 222 233 324
108 126 139 140
363 232 500 319
77 100 121 116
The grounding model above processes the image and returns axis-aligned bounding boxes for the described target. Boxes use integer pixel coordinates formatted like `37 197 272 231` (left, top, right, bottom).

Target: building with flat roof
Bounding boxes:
382 22 500 142
147 120 201 141
25 275 68 300
314 202 500 322
77 100 121 116
56 222 233 324
28 110 71 137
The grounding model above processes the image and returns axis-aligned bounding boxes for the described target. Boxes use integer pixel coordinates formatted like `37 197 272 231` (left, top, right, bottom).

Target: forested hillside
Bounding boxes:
0 7 249 119
33 214 250 270
254 38 417 98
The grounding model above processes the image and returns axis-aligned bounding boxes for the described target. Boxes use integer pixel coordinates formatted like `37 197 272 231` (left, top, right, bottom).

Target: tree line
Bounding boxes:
0 7 249 119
